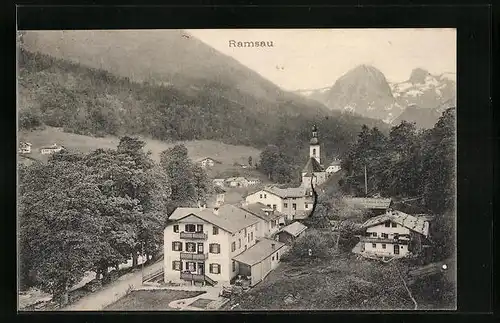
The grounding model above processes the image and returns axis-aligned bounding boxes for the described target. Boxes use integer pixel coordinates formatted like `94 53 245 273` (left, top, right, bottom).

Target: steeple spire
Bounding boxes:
309 124 320 164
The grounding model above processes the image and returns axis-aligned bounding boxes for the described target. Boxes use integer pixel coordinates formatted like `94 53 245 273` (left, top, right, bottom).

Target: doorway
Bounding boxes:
197 263 204 275
394 244 400 255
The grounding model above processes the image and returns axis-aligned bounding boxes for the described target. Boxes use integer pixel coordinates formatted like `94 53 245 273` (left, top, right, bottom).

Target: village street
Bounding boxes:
64 260 164 311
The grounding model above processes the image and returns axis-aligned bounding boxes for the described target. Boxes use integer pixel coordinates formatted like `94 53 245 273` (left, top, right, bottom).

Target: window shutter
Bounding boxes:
180 261 183 271
185 224 188 232
172 242 175 251
172 261 176 270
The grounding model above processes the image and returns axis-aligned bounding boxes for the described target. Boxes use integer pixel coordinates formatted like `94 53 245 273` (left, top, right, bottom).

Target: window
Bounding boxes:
185 224 196 232
277 252 279 260
382 244 386 249
244 245 247 250
232 261 236 272
313 148 316 156
172 261 182 271
284 203 288 208
292 203 297 210
372 232 377 237
172 241 182 251
213 226 219 235
372 243 377 248
401 246 404 249
186 242 196 252
231 242 236 252
272 204 277 210
382 233 388 239
238 239 241 249
260 194 263 198
209 243 220 254
305 203 308 209
173 225 179 233
244 228 247 236
187 262 196 272
209 263 221 274
272 256 275 261
196 224 204 232
251 232 254 241
384 222 390 227
247 233 250 243
391 223 397 228
264 194 267 198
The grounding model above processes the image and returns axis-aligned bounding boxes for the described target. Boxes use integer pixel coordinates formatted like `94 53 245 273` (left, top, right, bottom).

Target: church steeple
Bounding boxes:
309 124 320 164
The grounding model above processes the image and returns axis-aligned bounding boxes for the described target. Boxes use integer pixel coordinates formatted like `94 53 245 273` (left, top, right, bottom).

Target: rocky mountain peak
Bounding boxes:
408 68 431 84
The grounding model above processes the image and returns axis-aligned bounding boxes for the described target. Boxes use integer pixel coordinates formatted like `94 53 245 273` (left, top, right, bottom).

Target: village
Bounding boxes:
18 124 454 311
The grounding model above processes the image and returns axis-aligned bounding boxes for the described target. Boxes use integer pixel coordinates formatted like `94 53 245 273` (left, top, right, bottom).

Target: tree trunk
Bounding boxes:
132 252 138 267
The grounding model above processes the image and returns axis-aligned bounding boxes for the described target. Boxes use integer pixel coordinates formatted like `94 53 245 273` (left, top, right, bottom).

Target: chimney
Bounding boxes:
271 243 275 250
213 207 219 215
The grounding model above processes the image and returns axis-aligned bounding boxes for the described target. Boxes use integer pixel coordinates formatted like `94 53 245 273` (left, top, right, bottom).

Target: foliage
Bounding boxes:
282 229 337 262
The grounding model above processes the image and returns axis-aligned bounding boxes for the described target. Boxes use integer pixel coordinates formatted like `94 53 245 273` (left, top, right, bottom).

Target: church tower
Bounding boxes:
309 125 321 165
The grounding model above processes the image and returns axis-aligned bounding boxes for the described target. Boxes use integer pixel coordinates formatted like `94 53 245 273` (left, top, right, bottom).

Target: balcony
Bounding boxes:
180 272 205 282
180 252 209 261
360 236 409 245
180 231 208 240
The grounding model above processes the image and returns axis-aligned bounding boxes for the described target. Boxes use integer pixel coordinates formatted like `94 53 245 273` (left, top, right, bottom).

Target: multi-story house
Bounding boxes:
196 157 222 169
18 142 32 154
357 210 430 258
244 186 314 221
39 143 64 155
325 159 342 175
164 204 286 287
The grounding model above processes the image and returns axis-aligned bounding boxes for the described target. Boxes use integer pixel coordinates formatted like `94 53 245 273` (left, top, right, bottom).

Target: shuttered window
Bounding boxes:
209 263 221 274
172 241 182 251
172 261 182 271
209 243 220 254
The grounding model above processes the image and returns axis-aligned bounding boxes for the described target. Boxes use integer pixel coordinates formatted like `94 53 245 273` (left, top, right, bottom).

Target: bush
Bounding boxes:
285 229 337 261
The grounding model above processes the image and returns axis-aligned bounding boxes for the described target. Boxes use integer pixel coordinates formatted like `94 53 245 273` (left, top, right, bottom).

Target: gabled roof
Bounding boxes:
343 197 392 210
225 176 248 182
168 204 261 234
240 202 284 221
196 157 222 163
279 221 308 237
302 157 324 173
362 210 430 236
232 238 286 266
265 186 311 199
329 159 341 166
213 186 226 194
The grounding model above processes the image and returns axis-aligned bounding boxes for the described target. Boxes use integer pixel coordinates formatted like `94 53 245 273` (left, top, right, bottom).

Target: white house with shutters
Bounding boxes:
164 204 288 287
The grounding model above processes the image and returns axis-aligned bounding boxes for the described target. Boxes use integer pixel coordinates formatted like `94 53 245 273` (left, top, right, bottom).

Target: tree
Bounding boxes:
259 145 280 180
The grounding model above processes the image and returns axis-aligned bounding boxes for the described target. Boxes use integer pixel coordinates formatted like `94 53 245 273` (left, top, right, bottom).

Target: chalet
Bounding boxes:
197 157 222 169
343 197 393 216
246 178 261 186
213 179 225 187
164 204 287 287
40 143 64 155
240 202 287 238
244 186 314 221
325 159 341 175
18 142 32 154
225 177 250 188
355 210 430 259
275 221 308 245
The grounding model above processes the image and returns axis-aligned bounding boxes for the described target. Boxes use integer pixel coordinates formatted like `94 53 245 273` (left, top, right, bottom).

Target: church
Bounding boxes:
301 125 328 188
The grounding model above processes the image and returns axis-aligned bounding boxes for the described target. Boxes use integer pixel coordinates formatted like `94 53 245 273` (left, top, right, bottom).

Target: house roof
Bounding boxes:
247 178 261 182
225 177 248 182
213 186 226 194
343 197 392 210
232 238 286 266
240 202 284 221
302 157 324 173
329 159 341 166
362 210 430 236
213 178 225 182
196 157 222 163
168 205 260 234
265 186 311 199
279 221 308 237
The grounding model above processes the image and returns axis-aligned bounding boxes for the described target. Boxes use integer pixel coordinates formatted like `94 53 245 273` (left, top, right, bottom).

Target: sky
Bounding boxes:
187 29 456 91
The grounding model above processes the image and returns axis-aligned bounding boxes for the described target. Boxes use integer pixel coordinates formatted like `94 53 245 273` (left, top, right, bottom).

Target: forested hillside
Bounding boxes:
18 49 388 182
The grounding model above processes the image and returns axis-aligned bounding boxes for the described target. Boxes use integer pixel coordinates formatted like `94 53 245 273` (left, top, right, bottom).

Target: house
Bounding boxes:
244 186 314 221
39 143 64 155
356 210 430 258
240 202 287 238
325 159 341 175
232 238 287 287
18 142 32 154
275 221 308 245
246 178 261 186
165 204 261 286
301 125 327 188
214 186 226 207
213 179 225 187
343 197 393 216
225 177 250 188
197 157 222 169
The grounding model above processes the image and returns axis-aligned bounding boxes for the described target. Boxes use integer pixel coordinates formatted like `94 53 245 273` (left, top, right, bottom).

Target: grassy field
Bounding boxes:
104 290 205 311
18 126 262 165
226 238 455 311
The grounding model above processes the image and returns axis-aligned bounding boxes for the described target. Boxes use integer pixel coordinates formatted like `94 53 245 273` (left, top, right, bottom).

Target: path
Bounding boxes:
64 260 163 311
166 285 224 310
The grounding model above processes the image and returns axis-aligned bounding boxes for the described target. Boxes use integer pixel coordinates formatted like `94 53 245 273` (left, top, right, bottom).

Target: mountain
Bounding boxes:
392 104 442 129
294 65 403 122
293 66 456 127
19 30 329 118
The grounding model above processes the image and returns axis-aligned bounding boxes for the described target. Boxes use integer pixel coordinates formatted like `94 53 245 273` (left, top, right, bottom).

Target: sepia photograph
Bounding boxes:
17 28 456 311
